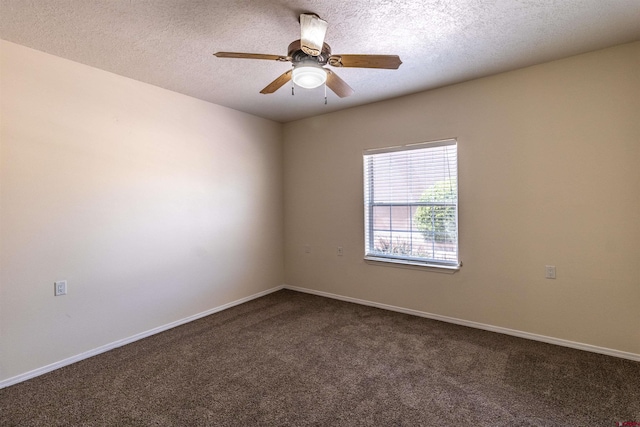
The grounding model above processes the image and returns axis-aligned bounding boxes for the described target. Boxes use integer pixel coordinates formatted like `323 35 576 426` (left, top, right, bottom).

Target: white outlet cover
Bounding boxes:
54 280 67 296
545 266 556 279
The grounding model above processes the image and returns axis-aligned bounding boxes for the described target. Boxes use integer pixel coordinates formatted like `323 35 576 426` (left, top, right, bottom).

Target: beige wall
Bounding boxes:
0 41 283 381
283 42 640 355
1 39 638 383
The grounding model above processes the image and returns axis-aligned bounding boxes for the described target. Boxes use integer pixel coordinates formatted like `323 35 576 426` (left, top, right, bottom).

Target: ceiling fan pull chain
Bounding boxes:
324 82 327 105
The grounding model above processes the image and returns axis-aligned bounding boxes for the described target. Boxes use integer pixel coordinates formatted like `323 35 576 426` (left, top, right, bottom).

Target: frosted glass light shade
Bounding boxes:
292 65 327 89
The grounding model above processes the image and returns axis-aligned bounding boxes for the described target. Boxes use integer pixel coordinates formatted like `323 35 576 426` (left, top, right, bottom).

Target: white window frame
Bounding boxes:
363 139 460 270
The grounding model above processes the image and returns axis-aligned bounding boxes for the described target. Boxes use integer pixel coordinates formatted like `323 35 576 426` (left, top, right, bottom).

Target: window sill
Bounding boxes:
364 256 461 273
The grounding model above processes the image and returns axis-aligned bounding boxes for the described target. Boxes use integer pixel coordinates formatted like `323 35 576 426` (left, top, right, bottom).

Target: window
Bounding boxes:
363 139 459 269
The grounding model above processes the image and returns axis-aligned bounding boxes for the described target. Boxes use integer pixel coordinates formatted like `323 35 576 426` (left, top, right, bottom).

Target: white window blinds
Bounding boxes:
363 140 459 267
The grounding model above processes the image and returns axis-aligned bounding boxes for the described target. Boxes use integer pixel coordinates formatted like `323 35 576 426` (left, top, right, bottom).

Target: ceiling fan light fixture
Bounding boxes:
292 65 327 89
300 13 328 56
214 12 400 98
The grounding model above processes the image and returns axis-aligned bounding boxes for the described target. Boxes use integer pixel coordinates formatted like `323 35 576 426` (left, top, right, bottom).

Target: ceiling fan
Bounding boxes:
213 13 402 99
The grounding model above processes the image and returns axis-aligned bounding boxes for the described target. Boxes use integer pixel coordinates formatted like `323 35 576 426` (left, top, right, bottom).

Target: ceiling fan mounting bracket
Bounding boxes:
298 12 321 23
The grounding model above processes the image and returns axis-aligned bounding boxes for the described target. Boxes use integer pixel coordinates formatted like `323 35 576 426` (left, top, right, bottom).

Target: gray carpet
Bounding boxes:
1 289 639 426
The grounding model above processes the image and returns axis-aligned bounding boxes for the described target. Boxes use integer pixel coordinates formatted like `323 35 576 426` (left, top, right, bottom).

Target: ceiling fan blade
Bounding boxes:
326 70 354 98
214 52 290 62
260 70 293 94
328 54 402 69
300 13 328 57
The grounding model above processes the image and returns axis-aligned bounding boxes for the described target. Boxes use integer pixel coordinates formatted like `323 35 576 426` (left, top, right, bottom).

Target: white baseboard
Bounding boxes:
3 283 636 389
0 285 284 389
283 284 640 362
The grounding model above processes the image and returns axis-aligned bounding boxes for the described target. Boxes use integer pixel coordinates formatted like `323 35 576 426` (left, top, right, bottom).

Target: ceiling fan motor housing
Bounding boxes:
288 40 332 66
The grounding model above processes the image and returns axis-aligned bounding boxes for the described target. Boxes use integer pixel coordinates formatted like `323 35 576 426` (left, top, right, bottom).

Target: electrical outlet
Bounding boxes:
54 280 67 296
545 266 556 279
337 246 344 256
304 244 311 254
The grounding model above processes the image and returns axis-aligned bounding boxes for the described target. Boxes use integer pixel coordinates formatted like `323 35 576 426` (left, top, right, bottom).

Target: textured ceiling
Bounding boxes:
1 1 639 123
